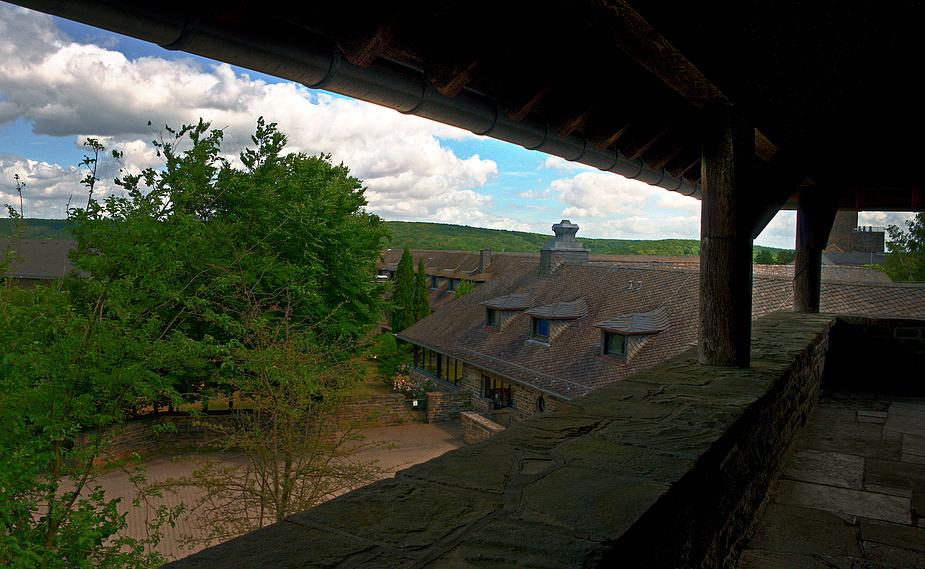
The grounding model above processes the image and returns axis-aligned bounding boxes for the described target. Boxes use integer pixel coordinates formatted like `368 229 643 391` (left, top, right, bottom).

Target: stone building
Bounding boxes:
396 225 925 424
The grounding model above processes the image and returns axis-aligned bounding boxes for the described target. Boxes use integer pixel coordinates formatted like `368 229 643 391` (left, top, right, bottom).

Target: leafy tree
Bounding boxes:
453 278 474 299
883 212 925 282
754 249 775 264
414 257 429 321
1 168 185 568
391 247 415 332
775 249 795 265
0 117 389 565
154 282 389 549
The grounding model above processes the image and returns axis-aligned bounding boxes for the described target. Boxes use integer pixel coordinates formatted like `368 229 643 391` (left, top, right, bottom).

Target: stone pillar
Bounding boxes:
794 188 838 312
699 103 754 368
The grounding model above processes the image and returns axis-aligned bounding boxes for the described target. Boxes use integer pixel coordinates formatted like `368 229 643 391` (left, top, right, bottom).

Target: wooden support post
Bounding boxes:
699 103 754 367
794 187 839 312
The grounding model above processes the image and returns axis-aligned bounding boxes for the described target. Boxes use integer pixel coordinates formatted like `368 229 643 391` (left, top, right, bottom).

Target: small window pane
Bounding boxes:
604 332 627 357
533 317 549 339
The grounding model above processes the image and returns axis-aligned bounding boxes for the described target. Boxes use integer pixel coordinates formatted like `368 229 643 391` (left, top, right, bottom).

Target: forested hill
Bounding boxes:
0 218 71 238
384 221 702 256
2 218 788 258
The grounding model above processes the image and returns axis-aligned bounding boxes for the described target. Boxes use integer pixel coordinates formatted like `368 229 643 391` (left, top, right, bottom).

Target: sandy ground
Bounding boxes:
83 421 464 563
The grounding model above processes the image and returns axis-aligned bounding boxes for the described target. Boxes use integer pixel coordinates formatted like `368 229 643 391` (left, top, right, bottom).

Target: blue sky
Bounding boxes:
0 3 913 249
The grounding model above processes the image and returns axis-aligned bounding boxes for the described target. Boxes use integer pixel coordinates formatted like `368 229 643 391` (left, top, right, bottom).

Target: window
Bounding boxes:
430 275 438 289
448 278 457 292
441 355 461 384
486 307 499 328
531 317 549 341
414 347 461 385
483 375 511 408
603 331 627 359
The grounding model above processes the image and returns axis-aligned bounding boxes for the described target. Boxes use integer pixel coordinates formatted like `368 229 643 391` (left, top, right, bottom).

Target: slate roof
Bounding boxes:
397 260 925 400
0 238 78 280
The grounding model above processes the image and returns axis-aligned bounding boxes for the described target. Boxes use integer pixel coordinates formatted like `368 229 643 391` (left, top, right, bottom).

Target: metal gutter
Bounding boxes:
10 1 700 198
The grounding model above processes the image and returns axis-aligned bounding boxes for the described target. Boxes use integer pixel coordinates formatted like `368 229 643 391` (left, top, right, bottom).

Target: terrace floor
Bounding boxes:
737 391 925 569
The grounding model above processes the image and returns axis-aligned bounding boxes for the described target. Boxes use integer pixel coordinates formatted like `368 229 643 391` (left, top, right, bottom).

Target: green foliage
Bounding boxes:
1 170 184 568
153 294 389 550
414 257 429 321
453 278 474 299
0 218 71 238
0 117 388 565
754 249 775 264
775 249 796 265
390 247 415 332
883 212 925 282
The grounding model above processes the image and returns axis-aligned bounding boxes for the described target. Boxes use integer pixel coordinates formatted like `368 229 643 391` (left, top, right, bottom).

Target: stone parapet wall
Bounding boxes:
167 311 853 568
77 393 408 468
461 410 506 444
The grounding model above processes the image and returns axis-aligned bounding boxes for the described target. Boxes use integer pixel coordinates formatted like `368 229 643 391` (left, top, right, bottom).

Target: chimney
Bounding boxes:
478 248 492 273
540 220 589 274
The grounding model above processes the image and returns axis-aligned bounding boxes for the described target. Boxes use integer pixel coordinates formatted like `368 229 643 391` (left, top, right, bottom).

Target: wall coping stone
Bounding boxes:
164 311 843 568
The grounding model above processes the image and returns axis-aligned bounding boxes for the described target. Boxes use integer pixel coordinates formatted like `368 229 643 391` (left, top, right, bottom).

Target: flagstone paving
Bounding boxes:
738 392 925 569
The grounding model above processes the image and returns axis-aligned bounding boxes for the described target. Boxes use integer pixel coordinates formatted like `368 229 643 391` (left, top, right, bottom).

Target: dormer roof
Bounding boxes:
482 290 534 311
525 297 588 320
595 306 670 335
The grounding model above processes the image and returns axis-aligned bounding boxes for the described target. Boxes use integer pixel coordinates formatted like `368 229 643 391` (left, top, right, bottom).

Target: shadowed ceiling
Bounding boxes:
12 0 924 212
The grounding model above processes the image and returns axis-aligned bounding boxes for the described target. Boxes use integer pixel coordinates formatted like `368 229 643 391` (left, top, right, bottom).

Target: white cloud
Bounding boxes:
541 156 595 172
550 171 663 218
0 4 498 221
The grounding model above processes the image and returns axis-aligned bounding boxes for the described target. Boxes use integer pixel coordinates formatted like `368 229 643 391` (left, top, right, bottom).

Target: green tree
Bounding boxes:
453 278 474 299
883 212 925 282
155 285 389 549
414 257 429 321
0 117 389 566
775 249 796 265
391 247 415 332
1 166 186 568
754 249 775 264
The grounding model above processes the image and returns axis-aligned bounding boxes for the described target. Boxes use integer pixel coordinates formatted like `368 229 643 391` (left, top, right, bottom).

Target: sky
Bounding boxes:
0 3 914 249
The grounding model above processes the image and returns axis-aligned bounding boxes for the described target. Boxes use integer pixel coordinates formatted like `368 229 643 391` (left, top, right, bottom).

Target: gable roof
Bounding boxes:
397 260 925 400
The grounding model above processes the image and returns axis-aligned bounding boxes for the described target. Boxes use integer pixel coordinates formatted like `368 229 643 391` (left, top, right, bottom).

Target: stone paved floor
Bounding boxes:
738 392 925 569
94 420 464 563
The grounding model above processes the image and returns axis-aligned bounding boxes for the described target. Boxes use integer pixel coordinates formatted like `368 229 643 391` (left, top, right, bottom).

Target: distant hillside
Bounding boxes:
1 218 788 258
384 221 702 256
0 218 72 239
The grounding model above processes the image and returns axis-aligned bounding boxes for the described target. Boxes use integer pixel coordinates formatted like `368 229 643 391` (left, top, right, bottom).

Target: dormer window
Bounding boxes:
595 306 669 363
430 275 438 289
448 278 457 292
531 317 550 341
602 331 627 359
482 290 534 332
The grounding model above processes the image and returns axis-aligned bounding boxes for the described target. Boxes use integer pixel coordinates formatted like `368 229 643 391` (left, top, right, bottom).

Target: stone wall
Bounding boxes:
461 410 507 443
166 311 849 568
426 390 472 423
76 393 408 467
